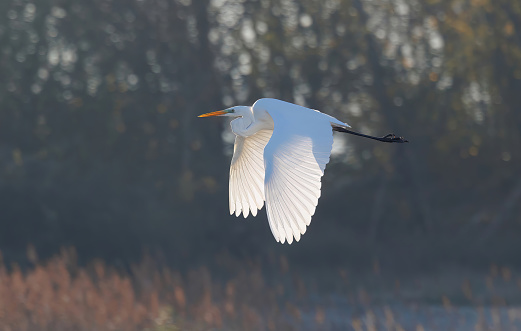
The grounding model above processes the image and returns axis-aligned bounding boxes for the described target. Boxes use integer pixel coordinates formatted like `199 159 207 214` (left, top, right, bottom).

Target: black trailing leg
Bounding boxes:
332 126 409 143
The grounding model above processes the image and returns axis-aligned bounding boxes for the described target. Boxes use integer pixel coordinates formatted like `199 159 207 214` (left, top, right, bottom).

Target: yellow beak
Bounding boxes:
198 110 229 118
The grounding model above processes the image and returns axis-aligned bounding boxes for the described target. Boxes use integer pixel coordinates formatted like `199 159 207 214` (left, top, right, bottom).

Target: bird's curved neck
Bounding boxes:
230 107 273 137
230 107 254 137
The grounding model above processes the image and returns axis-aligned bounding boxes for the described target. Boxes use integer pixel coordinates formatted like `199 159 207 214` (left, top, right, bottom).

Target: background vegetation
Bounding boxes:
0 0 520 329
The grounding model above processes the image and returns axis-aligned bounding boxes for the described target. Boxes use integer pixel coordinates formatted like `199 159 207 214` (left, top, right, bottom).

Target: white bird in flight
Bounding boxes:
199 98 407 244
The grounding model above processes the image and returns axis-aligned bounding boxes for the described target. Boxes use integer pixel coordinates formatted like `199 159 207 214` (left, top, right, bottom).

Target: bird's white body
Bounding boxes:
225 98 349 244
199 98 407 243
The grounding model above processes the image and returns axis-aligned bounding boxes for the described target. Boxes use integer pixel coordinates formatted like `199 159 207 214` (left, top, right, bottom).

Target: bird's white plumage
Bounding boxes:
201 98 350 244
258 99 339 244
229 129 273 217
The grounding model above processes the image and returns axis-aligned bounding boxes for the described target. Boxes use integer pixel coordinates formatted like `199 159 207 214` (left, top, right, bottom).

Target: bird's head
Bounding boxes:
198 106 250 118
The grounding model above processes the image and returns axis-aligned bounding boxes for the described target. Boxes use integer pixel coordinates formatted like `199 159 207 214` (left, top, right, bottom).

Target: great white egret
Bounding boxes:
199 98 407 244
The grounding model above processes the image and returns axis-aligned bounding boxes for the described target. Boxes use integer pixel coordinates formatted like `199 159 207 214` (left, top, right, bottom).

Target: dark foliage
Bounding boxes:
0 0 520 271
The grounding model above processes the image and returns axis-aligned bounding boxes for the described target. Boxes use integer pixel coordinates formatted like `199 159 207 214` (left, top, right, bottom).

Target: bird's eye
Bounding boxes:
230 108 235 113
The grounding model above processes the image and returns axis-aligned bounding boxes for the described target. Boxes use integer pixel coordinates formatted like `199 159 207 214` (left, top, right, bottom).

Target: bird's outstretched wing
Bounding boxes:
263 117 334 244
229 129 273 217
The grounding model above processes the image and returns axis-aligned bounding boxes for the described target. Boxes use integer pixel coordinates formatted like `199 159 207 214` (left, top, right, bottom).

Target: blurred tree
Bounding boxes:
0 0 519 267
0 0 228 262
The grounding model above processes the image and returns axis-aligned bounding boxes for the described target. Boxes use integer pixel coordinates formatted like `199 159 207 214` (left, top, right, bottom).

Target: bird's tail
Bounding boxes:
331 124 351 133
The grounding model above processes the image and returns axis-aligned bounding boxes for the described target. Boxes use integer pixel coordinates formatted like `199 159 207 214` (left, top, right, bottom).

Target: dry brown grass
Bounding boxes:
0 248 294 331
1 248 521 331
0 247 158 331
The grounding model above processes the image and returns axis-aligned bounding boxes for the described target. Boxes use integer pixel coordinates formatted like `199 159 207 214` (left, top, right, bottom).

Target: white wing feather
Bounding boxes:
229 129 273 217
228 99 347 244
263 114 334 244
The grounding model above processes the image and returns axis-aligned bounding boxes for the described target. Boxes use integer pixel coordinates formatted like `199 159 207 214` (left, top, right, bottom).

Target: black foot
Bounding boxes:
381 133 409 143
